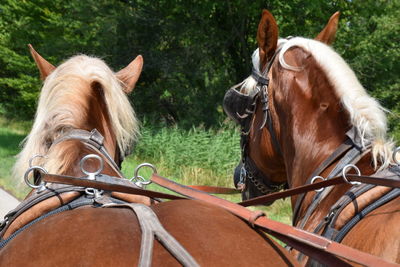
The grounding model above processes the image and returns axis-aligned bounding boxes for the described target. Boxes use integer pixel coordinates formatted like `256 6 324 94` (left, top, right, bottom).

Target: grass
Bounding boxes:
0 119 292 225
0 118 31 199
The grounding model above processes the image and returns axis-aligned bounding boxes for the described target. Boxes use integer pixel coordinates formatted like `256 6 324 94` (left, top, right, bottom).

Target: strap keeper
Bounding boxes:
89 129 104 148
249 211 266 228
251 69 269 86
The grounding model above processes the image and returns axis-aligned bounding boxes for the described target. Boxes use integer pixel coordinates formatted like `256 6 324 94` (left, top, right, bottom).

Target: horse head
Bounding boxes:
226 10 393 205
14 46 143 185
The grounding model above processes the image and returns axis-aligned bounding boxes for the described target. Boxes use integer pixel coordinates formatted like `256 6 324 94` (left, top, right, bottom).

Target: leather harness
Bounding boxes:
223 47 287 198
2 159 399 266
52 128 126 178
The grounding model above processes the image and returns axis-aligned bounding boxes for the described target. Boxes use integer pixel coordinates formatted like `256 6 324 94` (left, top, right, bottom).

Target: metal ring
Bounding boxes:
80 154 103 176
310 176 325 192
134 175 152 188
342 164 362 185
85 188 96 196
136 175 151 184
24 166 48 189
392 147 400 165
29 154 48 168
130 163 157 185
85 188 104 197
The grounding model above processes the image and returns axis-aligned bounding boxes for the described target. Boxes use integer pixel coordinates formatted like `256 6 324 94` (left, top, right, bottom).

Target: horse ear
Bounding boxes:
257 10 279 72
28 44 56 80
315 12 340 45
116 55 143 94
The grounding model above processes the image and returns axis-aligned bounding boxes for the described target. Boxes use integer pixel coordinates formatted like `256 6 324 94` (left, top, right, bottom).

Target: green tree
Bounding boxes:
334 0 400 132
0 0 125 119
116 0 339 126
0 0 398 130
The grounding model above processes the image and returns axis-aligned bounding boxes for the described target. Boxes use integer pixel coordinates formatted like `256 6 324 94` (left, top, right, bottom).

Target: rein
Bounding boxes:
12 154 400 267
238 172 400 207
150 173 398 267
12 129 399 265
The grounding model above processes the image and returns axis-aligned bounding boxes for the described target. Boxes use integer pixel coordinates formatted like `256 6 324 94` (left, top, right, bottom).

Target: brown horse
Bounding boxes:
225 10 400 265
0 47 298 266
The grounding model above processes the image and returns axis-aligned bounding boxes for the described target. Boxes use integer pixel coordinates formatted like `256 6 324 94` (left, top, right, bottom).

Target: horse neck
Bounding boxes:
271 48 352 186
268 51 357 219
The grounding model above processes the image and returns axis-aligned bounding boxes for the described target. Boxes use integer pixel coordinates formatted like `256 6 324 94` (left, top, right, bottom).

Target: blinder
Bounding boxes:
222 82 259 127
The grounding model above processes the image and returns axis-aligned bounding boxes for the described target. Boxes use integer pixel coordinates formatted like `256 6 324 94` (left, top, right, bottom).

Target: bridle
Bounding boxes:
41 128 126 179
223 45 286 199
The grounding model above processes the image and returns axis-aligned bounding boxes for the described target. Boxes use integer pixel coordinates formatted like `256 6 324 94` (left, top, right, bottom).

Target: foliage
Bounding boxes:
334 0 400 134
0 0 126 119
0 0 397 129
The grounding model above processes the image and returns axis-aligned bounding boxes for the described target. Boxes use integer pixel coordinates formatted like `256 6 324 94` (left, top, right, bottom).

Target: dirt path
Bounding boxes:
0 188 20 219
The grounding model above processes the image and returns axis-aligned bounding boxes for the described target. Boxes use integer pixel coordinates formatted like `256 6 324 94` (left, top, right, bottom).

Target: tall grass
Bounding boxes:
130 123 241 186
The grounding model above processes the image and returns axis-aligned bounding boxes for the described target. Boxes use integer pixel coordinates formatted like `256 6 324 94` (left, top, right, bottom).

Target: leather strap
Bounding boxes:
0 185 84 235
333 188 400 242
238 174 400 207
103 203 199 267
40 172 400 209
186 185 240 194
150 174 398 267
313 183 374 239
291 140 354 225
41 173 184 200
296 146 366 229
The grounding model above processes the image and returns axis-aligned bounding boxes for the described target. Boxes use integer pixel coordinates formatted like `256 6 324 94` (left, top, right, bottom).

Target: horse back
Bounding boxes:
342 196 400 264
0 199 298 266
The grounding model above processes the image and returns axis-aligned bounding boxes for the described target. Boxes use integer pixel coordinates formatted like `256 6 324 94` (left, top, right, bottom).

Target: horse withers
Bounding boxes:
225 10 400 265
0 46 298 266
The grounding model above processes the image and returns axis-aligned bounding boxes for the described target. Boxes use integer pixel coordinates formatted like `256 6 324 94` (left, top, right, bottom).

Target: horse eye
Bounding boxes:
320 103 329 110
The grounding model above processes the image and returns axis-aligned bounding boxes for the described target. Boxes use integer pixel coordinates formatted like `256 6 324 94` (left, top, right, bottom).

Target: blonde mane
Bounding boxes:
14 55 139 181
242 37 393 169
